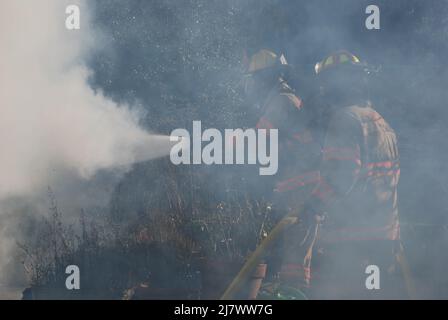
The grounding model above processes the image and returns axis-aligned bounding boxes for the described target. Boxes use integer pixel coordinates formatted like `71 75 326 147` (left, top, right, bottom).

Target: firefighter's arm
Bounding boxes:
311 110 362 211
256 93 305 134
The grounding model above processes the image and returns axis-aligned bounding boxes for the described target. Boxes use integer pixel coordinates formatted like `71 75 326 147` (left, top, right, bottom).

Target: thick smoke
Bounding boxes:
2 0 448 299
0 0 172 198
0 0 172 291
90 0 448 299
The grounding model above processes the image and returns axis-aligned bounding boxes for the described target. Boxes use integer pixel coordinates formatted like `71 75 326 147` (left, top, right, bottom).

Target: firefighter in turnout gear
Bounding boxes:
302 51 406 299
243 49 320 197
243 49 322 297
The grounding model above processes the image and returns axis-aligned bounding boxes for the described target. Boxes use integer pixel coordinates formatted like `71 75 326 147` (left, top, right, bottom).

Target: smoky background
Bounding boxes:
1 0 448 298
87 0 448 297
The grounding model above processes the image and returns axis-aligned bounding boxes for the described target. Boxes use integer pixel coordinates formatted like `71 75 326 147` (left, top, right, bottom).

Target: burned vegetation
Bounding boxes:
20 161 279 299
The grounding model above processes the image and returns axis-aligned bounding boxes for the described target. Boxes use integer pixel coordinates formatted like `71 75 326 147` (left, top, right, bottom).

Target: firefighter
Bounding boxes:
303 51 405 299
242 49 321 298
243 49 320 196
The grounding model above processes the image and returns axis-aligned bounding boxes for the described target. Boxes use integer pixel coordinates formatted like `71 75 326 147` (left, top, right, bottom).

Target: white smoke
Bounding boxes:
0 0 172 291
0 0 172 198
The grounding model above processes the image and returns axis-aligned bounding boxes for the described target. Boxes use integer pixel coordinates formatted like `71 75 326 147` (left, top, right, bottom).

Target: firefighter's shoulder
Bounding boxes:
342 104 389 126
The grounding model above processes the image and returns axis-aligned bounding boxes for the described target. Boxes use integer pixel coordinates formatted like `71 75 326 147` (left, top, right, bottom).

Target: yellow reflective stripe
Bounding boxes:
325 56 333 66
340 54 349 63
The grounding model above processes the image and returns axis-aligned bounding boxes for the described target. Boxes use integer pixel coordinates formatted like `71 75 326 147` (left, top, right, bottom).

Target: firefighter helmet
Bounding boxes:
314 51 363 75
245 49 288 74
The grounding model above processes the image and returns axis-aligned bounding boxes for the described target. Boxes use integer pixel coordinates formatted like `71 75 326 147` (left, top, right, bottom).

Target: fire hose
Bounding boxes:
220 208 301 300
221 208 418 300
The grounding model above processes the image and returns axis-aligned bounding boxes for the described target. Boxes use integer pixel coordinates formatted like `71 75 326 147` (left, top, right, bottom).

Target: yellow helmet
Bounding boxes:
246 49 288 74
314 50 362 75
